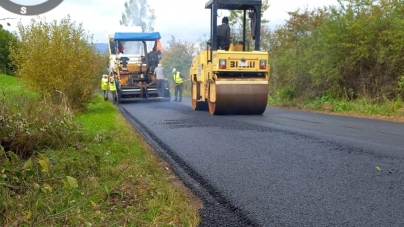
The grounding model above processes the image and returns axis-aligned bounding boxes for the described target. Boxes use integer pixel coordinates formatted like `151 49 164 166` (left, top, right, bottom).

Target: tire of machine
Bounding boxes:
208 82 217 115
191 83 208 111
191 83 198 110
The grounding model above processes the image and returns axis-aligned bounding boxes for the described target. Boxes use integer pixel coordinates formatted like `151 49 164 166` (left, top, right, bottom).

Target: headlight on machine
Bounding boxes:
260 59 267 70
219 59 226 69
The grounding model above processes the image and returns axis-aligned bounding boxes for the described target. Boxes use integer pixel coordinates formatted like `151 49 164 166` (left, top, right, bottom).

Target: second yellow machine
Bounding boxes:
190 0 270 115
107 27 170 103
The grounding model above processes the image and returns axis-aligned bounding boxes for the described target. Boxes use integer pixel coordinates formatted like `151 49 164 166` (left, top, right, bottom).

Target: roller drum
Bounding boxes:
209 82 268 115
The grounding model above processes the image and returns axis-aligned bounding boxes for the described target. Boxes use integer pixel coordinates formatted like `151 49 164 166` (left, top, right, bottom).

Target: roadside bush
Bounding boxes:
268 85 297 106
9 15 108 112
0 94 84 159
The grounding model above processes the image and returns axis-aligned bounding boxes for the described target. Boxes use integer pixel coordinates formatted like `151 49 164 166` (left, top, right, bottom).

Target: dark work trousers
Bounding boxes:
174 83 183 101
156 79 165 98
103 89 108 100
110 90 117 104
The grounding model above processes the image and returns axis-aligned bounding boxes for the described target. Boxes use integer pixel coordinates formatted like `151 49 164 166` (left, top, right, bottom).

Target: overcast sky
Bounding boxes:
2 0 339 47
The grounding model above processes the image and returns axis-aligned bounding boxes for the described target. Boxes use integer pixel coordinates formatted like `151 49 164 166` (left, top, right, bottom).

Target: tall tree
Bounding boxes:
160 36 199 91
120 0 156 32
0 27 17 74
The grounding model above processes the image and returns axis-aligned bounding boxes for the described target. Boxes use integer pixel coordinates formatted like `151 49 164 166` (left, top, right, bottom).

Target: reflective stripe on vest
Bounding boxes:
173 72 183 84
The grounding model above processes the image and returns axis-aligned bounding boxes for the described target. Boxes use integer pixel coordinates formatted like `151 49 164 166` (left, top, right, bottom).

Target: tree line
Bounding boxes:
266 0 404 104
155 0 404 104
1 0 403 106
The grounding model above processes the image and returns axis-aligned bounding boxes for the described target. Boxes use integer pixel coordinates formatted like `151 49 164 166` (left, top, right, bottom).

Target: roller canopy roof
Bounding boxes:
205 0 262 10
113 32 161 41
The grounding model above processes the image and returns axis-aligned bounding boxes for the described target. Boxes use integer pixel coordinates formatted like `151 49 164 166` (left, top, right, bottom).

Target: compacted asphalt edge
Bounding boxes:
119 106 259 227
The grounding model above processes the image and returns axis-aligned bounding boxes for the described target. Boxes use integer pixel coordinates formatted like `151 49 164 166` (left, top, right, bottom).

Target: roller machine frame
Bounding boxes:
189 0 270 115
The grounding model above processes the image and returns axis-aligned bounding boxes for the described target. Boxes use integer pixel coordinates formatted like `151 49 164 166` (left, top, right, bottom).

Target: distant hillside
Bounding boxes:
94 43 108 53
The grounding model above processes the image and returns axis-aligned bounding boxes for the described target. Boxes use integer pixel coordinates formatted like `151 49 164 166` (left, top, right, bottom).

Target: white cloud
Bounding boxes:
1 0 339 47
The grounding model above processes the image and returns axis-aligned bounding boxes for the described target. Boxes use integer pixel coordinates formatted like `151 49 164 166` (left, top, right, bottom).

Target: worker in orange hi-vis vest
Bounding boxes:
155 39 163 61
118 41 124 53
156 39 163 53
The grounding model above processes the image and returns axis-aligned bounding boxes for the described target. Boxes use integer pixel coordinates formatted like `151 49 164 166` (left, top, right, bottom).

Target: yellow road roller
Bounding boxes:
190 0 270 115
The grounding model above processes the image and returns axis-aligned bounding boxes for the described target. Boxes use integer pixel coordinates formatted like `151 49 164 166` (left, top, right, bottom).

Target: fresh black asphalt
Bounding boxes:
118 97 404 227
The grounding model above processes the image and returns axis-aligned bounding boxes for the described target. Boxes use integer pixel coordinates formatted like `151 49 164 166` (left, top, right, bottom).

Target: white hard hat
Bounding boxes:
172 68 176 73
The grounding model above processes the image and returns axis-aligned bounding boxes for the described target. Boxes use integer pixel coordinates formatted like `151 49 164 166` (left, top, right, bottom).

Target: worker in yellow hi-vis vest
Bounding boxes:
172 68 185 102
108 73 117 105
101 74 108 100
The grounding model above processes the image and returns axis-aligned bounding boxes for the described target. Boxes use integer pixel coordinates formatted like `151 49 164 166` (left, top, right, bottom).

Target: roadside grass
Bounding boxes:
302 97 404 122
268 93 404 122
0 73 37 99
0 74 201 226
0 73 23 94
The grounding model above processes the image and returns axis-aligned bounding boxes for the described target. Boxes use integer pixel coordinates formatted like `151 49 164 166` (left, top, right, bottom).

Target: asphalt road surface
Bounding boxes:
118 97 404 227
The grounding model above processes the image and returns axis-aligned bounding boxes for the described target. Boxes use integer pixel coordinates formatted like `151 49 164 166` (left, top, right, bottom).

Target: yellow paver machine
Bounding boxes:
190 0 270 115
107 27 170 103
